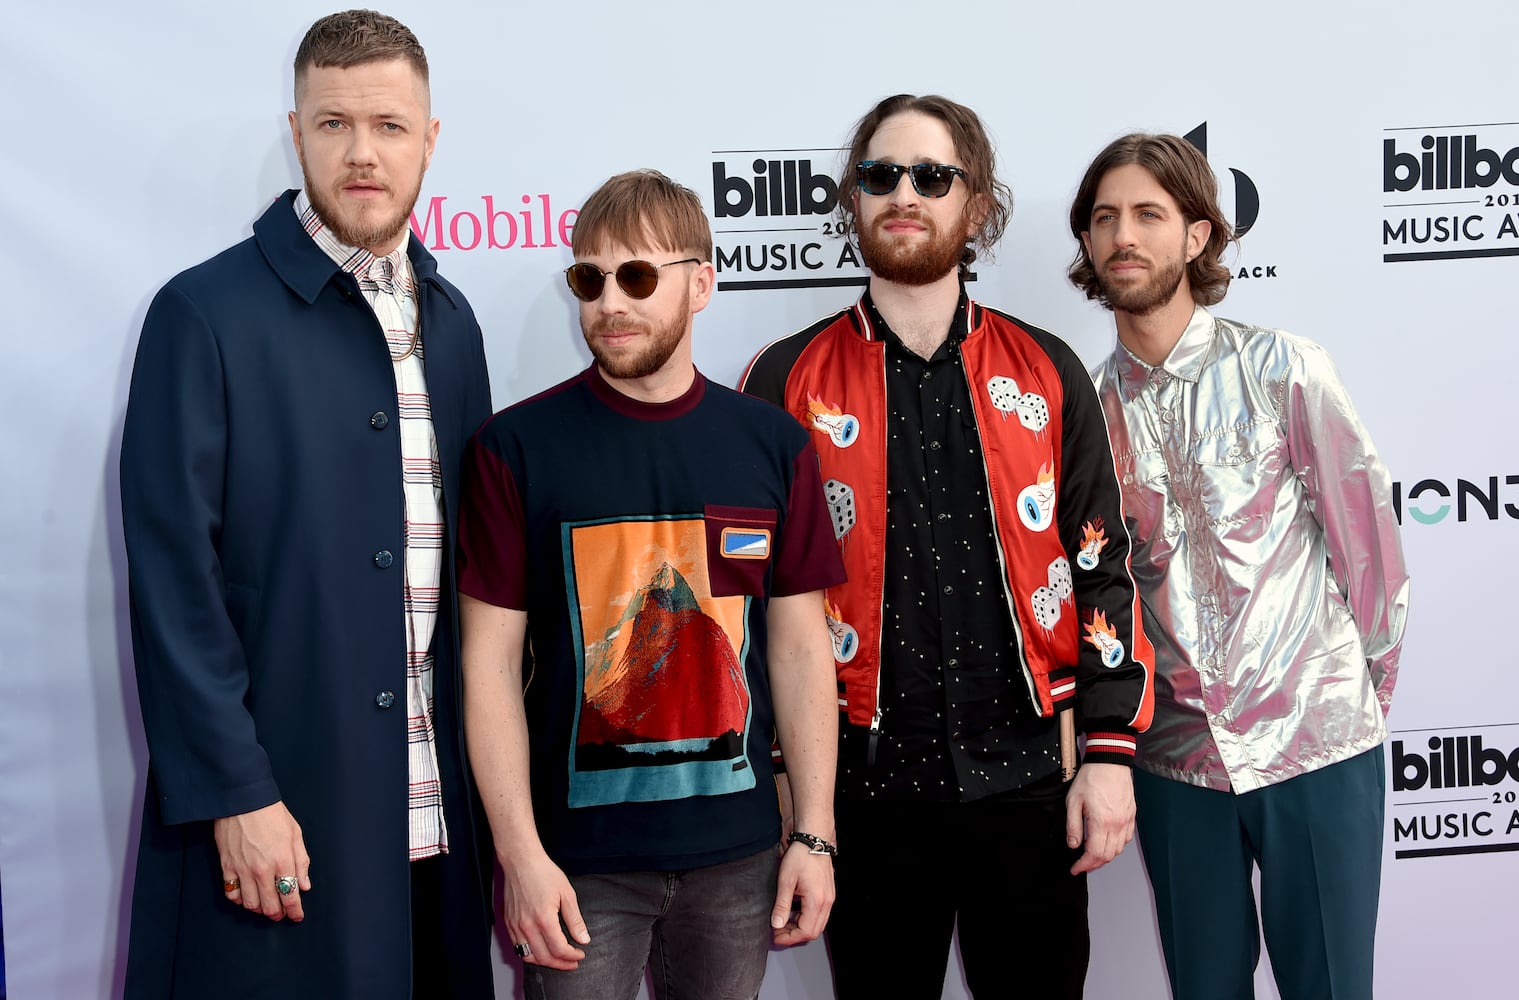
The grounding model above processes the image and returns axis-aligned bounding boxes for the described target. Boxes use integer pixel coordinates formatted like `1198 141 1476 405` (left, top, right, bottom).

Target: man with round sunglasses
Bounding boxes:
741 94 1155 998
457 169 844 999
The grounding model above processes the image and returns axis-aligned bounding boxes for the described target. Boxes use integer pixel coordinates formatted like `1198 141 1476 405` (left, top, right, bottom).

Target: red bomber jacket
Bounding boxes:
741 294 1154 767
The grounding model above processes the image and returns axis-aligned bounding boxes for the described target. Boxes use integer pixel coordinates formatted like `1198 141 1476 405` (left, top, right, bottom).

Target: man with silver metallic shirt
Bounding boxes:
1069 133 1410 1000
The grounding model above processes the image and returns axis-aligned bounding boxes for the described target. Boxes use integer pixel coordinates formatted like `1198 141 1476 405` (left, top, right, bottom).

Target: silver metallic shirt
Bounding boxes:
1094 306 1410 792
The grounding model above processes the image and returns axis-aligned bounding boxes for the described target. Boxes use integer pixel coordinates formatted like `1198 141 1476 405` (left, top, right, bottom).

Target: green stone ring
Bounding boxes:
275 875 298 896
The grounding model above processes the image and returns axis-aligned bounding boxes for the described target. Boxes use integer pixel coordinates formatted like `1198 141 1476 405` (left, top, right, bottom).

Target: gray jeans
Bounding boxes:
525 847 778 1000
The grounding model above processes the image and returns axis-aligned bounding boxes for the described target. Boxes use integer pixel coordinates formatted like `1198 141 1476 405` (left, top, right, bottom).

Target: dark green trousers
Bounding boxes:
1134 747 1386 1000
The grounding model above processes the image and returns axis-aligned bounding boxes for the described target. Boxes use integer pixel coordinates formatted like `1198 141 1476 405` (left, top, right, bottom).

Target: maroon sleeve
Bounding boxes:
771 441 848 597
456 436 530 610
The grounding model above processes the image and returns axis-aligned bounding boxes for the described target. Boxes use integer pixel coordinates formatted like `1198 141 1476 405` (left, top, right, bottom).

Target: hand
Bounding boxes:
501 848 591 970
771 842 835 946
214 801 312 921
1065 762 1135 875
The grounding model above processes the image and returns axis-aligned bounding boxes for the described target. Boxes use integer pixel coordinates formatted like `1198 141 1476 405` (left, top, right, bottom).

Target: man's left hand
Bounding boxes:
1065 762 1135 875
771 842 835 946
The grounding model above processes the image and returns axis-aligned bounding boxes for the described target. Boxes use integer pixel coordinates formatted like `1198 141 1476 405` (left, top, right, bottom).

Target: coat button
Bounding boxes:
374 549 394 568
375 690 396 709
370 411 389 429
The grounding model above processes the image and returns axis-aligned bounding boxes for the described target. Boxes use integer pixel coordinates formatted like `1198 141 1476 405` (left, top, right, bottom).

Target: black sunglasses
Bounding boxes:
564 257 702 302
855 160 968 198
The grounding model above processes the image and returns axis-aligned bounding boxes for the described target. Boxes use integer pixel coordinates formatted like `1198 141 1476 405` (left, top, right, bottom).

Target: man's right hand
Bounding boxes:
213 801 311 922
501 848 591 970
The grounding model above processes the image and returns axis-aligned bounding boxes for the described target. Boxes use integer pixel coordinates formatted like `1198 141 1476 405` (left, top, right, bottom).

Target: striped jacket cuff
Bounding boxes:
1082 730 1137 767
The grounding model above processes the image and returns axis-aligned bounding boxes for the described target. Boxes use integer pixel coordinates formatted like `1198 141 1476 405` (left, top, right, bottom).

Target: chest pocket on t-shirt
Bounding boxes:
704 505 778 599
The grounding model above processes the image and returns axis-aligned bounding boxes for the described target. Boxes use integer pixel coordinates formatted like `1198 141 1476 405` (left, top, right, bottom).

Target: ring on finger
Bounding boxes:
275 874 299 897
513 942 531 958
222 877 240 893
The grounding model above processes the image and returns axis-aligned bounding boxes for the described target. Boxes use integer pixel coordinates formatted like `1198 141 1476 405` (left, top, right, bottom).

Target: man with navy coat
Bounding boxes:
120 11 493 998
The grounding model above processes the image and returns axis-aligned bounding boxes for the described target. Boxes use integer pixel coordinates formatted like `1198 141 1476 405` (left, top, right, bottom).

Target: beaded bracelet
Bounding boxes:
787 831 838 857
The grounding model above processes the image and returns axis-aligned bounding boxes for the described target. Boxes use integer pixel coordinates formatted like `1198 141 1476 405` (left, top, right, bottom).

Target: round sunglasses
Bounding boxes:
855 160 968 199
564 257 702 302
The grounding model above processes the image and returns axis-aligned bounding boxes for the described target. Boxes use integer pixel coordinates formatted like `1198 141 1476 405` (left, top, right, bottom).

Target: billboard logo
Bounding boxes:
1381 122 1519 263
1393 735 1519 791
1384 134 1519 192
713 159 838 219
709 146 867 293
1389 725 1519 861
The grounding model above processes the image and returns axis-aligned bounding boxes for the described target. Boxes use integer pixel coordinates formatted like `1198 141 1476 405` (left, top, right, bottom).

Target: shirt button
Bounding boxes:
375 690 396 709
370 411 389 429
373 549 394 568
929 441 942 451
943 585 954 595
947 658 959 667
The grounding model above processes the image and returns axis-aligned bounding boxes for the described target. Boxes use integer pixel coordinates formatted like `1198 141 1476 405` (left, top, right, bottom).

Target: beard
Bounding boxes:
857 207 970 286
300 158 424 253
1096 239 1189 317
583 289 690 380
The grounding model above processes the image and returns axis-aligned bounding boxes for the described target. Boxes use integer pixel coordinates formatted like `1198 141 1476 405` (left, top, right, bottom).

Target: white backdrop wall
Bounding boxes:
4 2 1517 997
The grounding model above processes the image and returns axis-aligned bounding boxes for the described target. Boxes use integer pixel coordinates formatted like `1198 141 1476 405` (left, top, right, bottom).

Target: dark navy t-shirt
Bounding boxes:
458 365 844 873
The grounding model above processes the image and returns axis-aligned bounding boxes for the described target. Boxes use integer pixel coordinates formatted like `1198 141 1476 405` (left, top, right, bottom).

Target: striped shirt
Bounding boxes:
295 191 449 859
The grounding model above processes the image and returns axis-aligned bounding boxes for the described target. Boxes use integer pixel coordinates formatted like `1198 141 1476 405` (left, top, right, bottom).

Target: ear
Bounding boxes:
1185 218 1211 262
287 109 303 159
1081 230 1093 261
422 117 441 172
689 260 716 315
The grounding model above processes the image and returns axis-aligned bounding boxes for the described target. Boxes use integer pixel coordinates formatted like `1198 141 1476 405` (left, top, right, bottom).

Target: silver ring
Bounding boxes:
514 942 531 958
275 875 299 897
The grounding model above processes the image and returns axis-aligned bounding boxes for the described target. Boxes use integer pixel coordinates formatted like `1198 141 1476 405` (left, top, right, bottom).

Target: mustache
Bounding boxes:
875 208 932 228
339 171 389 191
1104 250 1147 266
585 317 651 338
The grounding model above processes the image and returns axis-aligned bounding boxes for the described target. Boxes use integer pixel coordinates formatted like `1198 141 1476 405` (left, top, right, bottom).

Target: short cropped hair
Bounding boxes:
1068 132 1234 307
572 169 714 263
294 10 429 106
835 94 1014 271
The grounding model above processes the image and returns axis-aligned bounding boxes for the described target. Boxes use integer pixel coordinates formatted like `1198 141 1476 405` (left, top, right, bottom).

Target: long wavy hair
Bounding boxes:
1068 132 1235 307
835 94 1014 271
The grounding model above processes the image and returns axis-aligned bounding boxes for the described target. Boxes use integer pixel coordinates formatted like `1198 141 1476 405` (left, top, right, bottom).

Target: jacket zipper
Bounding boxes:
867 338 888 766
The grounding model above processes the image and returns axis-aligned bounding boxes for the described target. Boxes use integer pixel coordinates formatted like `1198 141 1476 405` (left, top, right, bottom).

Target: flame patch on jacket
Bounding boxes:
1084 609 1126 668
806 395 859 449
1077 518 1108 570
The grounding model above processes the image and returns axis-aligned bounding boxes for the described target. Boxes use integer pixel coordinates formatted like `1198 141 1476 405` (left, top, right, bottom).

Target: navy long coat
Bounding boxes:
121 190 495 998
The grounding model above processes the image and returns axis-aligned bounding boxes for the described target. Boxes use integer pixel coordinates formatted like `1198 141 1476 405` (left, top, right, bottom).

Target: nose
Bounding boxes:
1111 214 1138 249
596 275 631 315
345 128 378 169
888 169 920 209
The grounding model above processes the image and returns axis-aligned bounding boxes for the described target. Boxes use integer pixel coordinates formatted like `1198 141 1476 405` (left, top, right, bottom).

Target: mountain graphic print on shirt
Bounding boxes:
565 513 754 808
